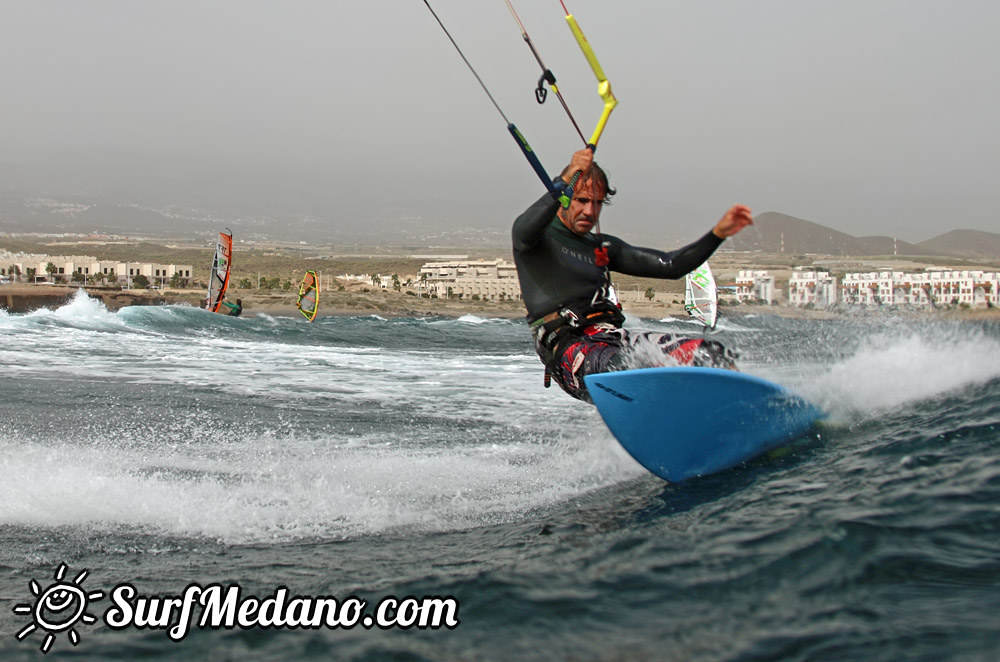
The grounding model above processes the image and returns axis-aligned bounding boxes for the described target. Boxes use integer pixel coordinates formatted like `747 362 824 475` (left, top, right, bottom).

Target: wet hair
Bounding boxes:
559 160 616 203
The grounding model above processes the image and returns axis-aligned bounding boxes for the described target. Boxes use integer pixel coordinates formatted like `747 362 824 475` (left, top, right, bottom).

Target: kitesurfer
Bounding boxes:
512 148 753 402
222 298 243 317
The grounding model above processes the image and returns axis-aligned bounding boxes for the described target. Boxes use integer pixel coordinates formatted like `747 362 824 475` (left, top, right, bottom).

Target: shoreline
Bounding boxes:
1 284 998 322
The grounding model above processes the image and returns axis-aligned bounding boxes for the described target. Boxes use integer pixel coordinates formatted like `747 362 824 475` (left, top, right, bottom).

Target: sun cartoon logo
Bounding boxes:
12 563 104 654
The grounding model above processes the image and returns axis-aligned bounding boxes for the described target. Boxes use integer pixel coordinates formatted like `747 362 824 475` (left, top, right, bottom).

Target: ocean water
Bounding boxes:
1 290 999 661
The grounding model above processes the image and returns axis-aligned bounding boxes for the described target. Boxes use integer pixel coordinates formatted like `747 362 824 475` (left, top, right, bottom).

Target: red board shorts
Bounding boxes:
546 324 736 402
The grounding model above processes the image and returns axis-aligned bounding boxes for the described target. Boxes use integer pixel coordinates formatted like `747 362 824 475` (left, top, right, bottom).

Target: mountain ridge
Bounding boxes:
727 212 999 260
2 195 998 260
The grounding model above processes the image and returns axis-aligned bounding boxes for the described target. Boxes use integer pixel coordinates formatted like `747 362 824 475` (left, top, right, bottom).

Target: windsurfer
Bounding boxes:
222 298 243 317
512 148 753 402
296 271 319 321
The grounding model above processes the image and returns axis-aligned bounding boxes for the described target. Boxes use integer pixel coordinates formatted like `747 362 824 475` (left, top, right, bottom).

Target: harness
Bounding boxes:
529 300 625 388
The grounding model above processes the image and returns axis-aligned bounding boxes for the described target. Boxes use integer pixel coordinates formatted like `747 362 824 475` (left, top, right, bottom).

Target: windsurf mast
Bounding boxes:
206 229 233 313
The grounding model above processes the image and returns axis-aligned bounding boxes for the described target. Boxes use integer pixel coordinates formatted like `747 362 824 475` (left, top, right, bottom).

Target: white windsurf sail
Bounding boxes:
206 229 233 313
684 261 717 329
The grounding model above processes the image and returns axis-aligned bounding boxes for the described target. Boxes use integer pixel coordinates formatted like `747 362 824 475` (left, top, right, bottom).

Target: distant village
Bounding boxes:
1 249 997 309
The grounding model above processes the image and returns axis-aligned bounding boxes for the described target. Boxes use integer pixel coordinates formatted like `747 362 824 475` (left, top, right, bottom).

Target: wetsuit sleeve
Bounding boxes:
611 230 724 278
512 192 561 252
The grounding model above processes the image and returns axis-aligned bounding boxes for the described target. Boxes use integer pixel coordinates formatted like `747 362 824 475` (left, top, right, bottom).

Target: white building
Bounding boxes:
116 262 194 287
0 252 192 287
1 254 98 282
920 269 999 307
735 270 775 304
840 269 998 307
788 269 838 307
418 259 521 301
840 270 905 305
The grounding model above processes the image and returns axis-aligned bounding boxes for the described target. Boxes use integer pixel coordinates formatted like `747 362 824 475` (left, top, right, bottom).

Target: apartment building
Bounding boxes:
417 259 521 301
1 252 193 287
788 270 839 307
841 269 998 307
735 270 776 304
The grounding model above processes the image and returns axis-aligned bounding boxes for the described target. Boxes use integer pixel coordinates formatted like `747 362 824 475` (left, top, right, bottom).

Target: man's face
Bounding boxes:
558 178 606 236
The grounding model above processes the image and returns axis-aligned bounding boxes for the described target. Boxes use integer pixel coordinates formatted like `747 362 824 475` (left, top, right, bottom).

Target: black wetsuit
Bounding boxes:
512 191 733 401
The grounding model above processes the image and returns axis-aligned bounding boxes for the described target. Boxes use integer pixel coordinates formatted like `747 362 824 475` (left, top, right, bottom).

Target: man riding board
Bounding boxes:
512 148 753 401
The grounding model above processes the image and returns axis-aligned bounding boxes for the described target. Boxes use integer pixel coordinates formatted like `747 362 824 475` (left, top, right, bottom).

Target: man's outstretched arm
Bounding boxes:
613 205 754 278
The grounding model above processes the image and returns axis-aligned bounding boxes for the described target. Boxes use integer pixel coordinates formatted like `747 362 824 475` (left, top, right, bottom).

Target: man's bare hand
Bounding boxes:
562 149 593 185
712 204 753 239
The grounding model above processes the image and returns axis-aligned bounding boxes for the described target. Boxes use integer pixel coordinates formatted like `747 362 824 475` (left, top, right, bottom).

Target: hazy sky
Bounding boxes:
1 0 997 243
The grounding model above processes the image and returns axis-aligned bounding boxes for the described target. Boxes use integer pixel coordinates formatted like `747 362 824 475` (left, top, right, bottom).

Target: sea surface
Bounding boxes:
2 290 999 661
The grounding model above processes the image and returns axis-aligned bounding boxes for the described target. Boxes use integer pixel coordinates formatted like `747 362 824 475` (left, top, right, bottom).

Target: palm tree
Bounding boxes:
370 273 381 288
644 287 655 301
391 274 401 292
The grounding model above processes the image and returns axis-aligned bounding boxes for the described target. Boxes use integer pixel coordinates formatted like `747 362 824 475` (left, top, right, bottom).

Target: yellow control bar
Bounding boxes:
564 13 618 148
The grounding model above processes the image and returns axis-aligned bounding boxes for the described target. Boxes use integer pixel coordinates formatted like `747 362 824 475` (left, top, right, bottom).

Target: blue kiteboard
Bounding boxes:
584 367 823 482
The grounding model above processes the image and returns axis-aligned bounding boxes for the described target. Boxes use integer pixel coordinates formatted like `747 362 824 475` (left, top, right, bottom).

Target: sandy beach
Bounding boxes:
238 288 698 321
2 283 997 323
0 283 686 320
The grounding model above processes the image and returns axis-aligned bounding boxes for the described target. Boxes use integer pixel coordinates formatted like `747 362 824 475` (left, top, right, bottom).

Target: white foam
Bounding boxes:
0 415 639 544
796 327 1000 423
15 288 129 331
0 290 641 543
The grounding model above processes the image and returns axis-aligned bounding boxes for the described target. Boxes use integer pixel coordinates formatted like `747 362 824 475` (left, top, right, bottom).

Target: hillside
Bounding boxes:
727 212 996 259
0 197 218 238
853 235 946 257
5 192 1000 261
918 229 1000 260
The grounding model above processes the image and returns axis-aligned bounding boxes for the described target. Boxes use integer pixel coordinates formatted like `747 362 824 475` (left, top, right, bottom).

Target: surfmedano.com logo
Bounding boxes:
13 563 104 654
13 562 461 654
